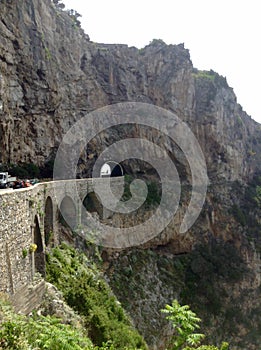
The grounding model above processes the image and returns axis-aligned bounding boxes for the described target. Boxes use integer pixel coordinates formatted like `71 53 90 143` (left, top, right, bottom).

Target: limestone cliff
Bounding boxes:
0 0 260 181
0 1 260 349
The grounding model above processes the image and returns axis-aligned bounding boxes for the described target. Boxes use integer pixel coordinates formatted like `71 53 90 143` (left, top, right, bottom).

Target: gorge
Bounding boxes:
0 0 260 349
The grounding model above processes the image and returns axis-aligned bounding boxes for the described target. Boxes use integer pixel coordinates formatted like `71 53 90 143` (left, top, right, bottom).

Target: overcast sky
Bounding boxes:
63 0 261 124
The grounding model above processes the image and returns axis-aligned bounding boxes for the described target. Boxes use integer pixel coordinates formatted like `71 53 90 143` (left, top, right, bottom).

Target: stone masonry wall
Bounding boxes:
0 177 124 298
0 186 45 295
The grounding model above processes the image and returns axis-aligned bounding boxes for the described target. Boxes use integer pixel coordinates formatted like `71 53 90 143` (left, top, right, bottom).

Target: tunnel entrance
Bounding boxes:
33 215 45 277
44 197 53 246
59 196 77 229
100 161 124 177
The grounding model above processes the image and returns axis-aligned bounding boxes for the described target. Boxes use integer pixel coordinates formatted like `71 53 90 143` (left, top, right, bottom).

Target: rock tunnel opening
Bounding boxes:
100 161 124 177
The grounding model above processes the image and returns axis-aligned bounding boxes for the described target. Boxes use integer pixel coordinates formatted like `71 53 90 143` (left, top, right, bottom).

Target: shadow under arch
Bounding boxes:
81 192 103 225
58 195 77 230
33 215 45 277
44 196 53 246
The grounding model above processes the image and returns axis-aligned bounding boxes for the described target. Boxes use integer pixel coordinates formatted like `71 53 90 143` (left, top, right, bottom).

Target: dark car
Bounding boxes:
13 180 25 189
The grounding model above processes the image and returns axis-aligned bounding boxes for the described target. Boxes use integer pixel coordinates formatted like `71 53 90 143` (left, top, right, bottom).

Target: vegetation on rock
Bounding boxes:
108 237 259 349
46 243 147 349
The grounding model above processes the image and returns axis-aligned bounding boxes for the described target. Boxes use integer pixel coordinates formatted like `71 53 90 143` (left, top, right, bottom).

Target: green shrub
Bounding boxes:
8 163 40 178
0 296 93 350
46 244 147 349
192 69 216 81
122 175 161 207
161 300 229 350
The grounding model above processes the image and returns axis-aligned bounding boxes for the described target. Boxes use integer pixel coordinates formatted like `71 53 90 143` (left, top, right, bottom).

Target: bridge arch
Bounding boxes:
44 196 53 246
58 195 77 229
33 215 45 277
82 192 103 224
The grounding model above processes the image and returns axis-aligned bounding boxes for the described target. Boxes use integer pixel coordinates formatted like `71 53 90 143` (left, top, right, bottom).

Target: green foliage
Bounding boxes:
46 243 147 349
192 69 228 87
122 175 161 207
26 315 93 349
109 239 254 349
8 162 40 178
181 242 247 317
161 300 204 350
45 230 54 246
122 175 134 200
108 248 188 343
233 176 261 249
0 296 93 349
161 300 229 350
145 181 161 206
183 344 229 350
66 9 82 28
10 164 28 178
149 38 166 46
22 248 28 258
0 285 145 350
22 163 40 178
44 47 52 60
192 70 216 82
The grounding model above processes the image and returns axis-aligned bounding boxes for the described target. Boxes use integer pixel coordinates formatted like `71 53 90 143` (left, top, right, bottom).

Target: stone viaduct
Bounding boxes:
0 177 124 313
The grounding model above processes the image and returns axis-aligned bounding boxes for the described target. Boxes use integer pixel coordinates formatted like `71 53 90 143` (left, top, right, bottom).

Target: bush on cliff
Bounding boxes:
0 294 93 349
46 243 147 349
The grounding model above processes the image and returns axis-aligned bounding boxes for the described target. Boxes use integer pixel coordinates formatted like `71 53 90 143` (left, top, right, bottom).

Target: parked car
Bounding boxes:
13 180 25 189
30 178 39 185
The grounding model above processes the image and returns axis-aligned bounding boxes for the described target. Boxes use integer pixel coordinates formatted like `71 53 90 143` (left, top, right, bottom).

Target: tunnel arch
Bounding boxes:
44 196 53 246
100 161 124 177
33 215 45 277
58 195 77 229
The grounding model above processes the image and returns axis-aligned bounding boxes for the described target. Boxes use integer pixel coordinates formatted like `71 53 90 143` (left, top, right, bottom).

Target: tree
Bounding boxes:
66 9 82 27
52 0 65 10
161 300 229 350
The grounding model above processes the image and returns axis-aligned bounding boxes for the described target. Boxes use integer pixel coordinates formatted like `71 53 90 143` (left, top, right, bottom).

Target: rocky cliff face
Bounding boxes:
0 0 260 180
0 0 260 349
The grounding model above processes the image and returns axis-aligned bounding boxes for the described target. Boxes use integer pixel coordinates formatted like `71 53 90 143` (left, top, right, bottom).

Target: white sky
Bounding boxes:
63 0 261 124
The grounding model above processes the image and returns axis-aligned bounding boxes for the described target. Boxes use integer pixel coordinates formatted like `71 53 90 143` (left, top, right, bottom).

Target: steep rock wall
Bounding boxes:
0 0 260 182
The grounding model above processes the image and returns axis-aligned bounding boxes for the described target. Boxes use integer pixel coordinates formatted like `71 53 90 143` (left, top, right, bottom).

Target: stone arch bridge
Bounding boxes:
0 177 124 312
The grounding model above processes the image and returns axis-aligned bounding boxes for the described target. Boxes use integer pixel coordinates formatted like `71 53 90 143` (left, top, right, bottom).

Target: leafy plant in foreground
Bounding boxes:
0 295 93 349
161 300 229 350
